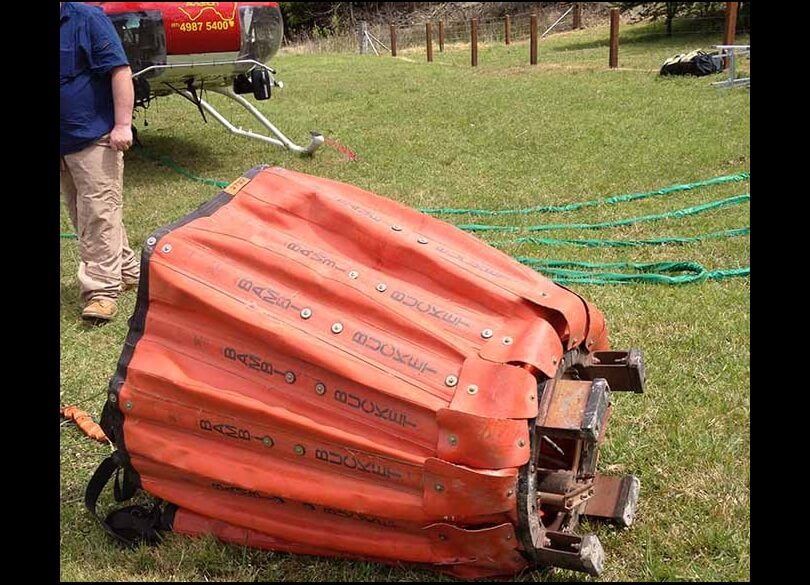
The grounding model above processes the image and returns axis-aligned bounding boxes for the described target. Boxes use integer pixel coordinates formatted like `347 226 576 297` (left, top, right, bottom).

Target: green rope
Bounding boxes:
63 148 749 285
132 146 229 189
419 172 749 216
61 233 77 239
132 146 751 231
516 258 750 285
492 227 750 248
457 194 749 233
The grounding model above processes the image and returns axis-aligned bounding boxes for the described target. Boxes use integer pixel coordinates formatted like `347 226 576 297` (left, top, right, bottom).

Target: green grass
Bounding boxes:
60 21 749 582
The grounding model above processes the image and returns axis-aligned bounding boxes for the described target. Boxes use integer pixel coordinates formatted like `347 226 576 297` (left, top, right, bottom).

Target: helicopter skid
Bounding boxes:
180 86 324 156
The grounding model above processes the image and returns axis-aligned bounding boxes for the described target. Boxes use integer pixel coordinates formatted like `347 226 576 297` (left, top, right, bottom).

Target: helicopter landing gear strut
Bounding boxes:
179 85 324 156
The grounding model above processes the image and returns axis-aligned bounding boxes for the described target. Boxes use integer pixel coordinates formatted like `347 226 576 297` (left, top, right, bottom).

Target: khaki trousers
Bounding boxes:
60 135 140 303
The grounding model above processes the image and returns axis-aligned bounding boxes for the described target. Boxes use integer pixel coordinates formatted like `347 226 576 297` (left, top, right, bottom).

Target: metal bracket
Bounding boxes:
581 473 640 528
536 378 612 442
533 532 605 577
712 44 750 89
572 349 646 393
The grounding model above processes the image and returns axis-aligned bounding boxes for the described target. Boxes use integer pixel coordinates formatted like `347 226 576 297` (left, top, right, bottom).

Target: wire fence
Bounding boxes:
283 5 750 72
385 9 577 51
285 5 584 55
621 15 749 37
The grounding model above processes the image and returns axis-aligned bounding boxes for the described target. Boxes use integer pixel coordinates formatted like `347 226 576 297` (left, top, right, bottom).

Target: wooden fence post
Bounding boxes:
471 19 478 67
390 24 397 57
358 20 370 54
723 2 739 45
722 2 739 67
530 14 538 65
505 15 511 45
439 20 445 52
573 3 582 29
609 8 619 69
426 22 433 62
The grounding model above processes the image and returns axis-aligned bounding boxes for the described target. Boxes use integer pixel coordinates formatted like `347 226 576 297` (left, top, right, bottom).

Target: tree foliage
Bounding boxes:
616 2 748 35
280 2 392 38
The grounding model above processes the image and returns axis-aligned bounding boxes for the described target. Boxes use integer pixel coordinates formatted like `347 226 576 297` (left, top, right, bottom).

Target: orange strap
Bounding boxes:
61 405 109 443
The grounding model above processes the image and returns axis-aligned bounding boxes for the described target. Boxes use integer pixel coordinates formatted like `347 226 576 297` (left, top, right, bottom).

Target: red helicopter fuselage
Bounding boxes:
87 2 283 100
82 2 324 154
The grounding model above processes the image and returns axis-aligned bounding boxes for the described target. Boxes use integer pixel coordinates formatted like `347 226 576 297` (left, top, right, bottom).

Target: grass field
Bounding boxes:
60 21 750 582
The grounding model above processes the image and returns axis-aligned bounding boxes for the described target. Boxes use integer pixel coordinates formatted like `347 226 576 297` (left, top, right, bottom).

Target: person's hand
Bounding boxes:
110 124 133 151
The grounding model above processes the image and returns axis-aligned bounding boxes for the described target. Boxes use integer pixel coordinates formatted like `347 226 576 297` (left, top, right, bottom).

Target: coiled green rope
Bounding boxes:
516 258 750 285
457 194 749 233
419 172 750 216
492 227 749 248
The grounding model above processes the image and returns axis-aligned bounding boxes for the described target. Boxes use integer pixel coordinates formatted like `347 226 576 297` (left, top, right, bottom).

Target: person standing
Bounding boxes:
60 2 140 321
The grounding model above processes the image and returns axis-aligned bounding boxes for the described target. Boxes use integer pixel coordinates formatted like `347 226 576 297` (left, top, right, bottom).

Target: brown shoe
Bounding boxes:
82 298 118 321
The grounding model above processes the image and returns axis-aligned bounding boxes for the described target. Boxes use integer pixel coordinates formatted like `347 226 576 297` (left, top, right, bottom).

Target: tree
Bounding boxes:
617 2 728 35
280 2 389 38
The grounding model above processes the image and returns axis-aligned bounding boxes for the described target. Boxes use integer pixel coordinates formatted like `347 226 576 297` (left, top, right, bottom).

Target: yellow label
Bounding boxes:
224 176 251 195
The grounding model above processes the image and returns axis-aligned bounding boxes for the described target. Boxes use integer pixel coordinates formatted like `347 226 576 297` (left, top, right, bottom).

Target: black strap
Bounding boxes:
84 453 170 547
104 504 164 546
113 466 138 502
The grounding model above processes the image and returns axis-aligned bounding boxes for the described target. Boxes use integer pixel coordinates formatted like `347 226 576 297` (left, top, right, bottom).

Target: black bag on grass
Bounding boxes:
660 50 723 76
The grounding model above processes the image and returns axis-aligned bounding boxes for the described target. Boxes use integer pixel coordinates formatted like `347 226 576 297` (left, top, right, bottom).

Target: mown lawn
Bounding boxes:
60 20 749 582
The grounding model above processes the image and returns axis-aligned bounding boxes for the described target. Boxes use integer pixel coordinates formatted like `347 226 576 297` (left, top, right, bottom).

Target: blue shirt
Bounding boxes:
60 2 129 156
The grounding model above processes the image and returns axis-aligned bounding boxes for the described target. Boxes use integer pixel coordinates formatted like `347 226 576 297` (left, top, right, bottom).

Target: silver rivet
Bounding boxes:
391 225 403 231
300 308 312 319
448 434 458 446
481 328 493 339
438 534 447 541
262 436 273 447
518 439 526 448
162 244 172 253
125 400 133 410
445 375 458 387
294 445 306 456
285 372 296 384
434 483 445 492
348 270 359 279
541 291 549 297
417 236 429 244
376 283 387 292
506 489 514 497
502 337 513 345
331 323 344 334
466 384 479 395
529 393 535 401
571 338 578 344
552 358 558 365
506 534 513 541
146 237 157 246
108 393 117 403
315 382 326 395
588 339 594 346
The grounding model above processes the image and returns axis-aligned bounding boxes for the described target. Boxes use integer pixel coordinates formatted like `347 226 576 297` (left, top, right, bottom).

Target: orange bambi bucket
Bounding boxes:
86 166 645 578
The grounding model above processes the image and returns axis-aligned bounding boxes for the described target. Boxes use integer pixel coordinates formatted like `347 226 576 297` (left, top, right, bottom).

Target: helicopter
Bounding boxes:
87 2 324 155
